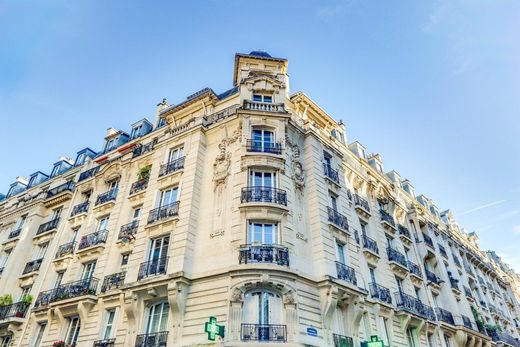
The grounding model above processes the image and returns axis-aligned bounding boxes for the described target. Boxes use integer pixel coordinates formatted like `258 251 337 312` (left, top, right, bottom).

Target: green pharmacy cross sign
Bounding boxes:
204 316 224 341
361 335 384 347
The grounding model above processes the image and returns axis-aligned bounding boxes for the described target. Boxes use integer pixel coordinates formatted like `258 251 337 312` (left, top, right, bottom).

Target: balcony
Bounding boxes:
453 255 462 268
461 315 474 330
129 179 148 196
147 202 179 225
398 224 412 246
395 291 435 320
0 301 30 321
323 163 340 184
70 201 89 217
135 331 168 347
336 262 357 286
241 323 287 342
22 258 43 275
239 244 289 266
55 241 76 259
95 189 118 206
464 264 475 277
487 330 520 346
387 247 409 278
408 260 423 286
137 256 168 280
240 187 287 206
353 194 371 219
8 228 21 239
34 277 99 309
439 245 448 258
361 234 379 266
422 233 434 249
119 221 139 241
425 269 442 293
46 181 74 199
369 283 392 305
245 139 282 155
327 207 349 231
436 307 455 325
78 230 108 250
243 99 286 113
36 218 60 236
449 277 461 296
379 210 397 235
101 271 126 292
78 166 100 182
93 339 115 347
132 141 155 158
158 157 185 177
333 333 354 347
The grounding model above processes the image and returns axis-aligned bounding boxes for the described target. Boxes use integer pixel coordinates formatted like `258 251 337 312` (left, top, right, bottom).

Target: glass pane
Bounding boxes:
264 224 273 244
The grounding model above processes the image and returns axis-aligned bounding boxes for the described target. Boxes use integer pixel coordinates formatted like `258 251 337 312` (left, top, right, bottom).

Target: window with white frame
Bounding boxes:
336 242 346 265
167 146 184 164
251 128 275 149
97 216 109 231
145 302 169 334
249 170 277 188
379 316 391 347
51 207 62 220
19 286 32 301
443 334 452 347
0 336 11 347
31 322 46 347
102 309 116 339
330 193 339 211
332 305 346 336
132 207 142 221
157 187 178 208
247 222 279 245
243 291 282 328
33 242 48 260
55 272 65 288
407 327 417 347
107 179 119 192
81 261 96 280
148 236 169 263
14 215 27 230
252 94 273 103
65 316 80 345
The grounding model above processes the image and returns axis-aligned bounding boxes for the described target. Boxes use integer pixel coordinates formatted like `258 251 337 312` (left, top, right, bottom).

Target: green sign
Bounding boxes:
204 316 224 341
361 335 384 347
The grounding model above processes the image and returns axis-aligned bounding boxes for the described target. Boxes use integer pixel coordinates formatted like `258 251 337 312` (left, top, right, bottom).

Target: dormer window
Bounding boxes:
105 138 116 152
331 129 345 144
252 94 272 103
130 125 142 139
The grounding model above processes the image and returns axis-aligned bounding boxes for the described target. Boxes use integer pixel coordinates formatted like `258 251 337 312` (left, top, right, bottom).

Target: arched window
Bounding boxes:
243 291 283 325
146 302 169 334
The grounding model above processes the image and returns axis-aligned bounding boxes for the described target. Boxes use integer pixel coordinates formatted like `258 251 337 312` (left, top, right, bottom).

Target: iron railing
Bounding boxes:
46 181 75 199
119 221 139 241
336 262 357 285
93 338 116 347
8 228 21 239
55 241 76 259
241 324 287 342
78 230 108 250
101 271 126 292
327 207 349 230
147 202 179 224
129 179 148 195
37 218 60 235
238 244 289 266
95 189 118 206
425 269 441 285
398 224 411 239
487 329 520 346
158 157 185 177
463 286 473 299
70 201 89 216
132 141 155 158
34 277 99 308
246 140 282 154
408 260 422 278
453 255 462 268
135 331 168 347
323 163 340 184
387 247 407 268
461 315 473 330
369 283 392 304
333 333 354 347
353 194 370 212
241 187 287 205
137 256 168 280
362 234 379 254
395 291 435 320
0 301 30 320
22 258 43 274
422 233 434 248
439 245 448 258
436 307 455 325
78 166 100 182
449 277 460 291
379 209 396 228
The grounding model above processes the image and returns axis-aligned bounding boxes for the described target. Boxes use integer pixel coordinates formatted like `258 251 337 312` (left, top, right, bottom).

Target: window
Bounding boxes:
369 268 377 284
33 243 48 260
427 333 435 347
323 151 333 167
158 187 178 208
243 291 282 328
75 153 87 166
252 94 272 103
20 286 32 301
132 207 142 220
55 272 65 288
103 309 116 339
0 336 11 347
65 317 80 345
336 242 346 264
81 261 96 280
82 190 92 202
395 276 403 293
71 227 80 242
360 221 368 236
97 217 109 231
247 222 279 245
407 327 417 347
251 128 275 149
414 287 421 301
31 322 46 347
148 236 169 262
330 193 339 211
51 208 62 220
332 305 346 335
379 317 390 347
14 215 27 230
121 253 130 267
167 147 184 163
131 125 142 139
107 179 119 192
145 302 169 334
443 334 452 347
249 170 276 188
105 138 116 152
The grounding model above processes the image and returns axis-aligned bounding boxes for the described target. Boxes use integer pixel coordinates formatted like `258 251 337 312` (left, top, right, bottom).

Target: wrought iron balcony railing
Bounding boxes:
46 181 75 199
137 256 168 280
95 188 118 206
246 140 282 154
323 163 340 184
132 141 155 158
439 245 448 258
408 260 422 278
398 224 411 239
78 166 100 182
327 207 349 230
333 333 354 347
449 277 460 291
8 228 21 239
238 244 289 266
101 271 126 292
135 331 168 347
243 100 286 113
55 241 76 259
461 315 473 330
241 187 287 206
362 234 379 254
487 329 520 346
422 233 434 248
369 283 392 305
78 230 108 250
147 202 180 224
453 255 462 268
379 209 396 228
37 218 60 235
425 269 441 285
34 277 99 308
158 157 185 177
119 221 139 241
336 262 357 285
129 179 148 195
70 201 89 217
463 286 473 299
387 247 407 268
395 291 435 320
22 258 43 274
353 194 370 212
241 323 287 342
93 338 116 347
436 307 455 325
0 301 30 320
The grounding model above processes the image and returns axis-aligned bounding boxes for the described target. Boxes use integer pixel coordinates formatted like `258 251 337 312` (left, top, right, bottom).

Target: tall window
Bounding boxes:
51 207 62 220
332 305 346 336
81 261 96 280
0 336 11 347
407 327 417 347
158 188 178 208
14 215 27 230
369 268 377 284
20 286 32 301
443 334 452 347
55 272 65 288
148 236 169 262
145 302 169 334
330 193 339 211
360 221 368 236
107 179 119 192
249 170 276 188
65 317 80 345
395 276 403 293
379 317 390 347
103 309 116 339
427 333 435 347
248 222 279 245
252 128 274 149
132 207 142 221
167 147 184 163
131 125 142 139
105 138 116 152
97 217 109 231
323 151 333 168
33 243 48 260
31 322 46 347
336 242 346 264
243 291 282 328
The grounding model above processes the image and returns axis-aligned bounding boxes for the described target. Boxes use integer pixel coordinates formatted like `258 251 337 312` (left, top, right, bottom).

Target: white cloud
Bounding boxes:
459 199 506 216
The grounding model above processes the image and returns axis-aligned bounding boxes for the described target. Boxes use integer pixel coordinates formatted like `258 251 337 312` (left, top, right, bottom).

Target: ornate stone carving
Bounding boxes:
285 135 305 191
283 290 296 305
213 141 231 189
230 288 244 303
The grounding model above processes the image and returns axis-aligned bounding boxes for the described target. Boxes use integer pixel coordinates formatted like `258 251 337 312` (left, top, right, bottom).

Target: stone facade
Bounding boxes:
0 51 519 347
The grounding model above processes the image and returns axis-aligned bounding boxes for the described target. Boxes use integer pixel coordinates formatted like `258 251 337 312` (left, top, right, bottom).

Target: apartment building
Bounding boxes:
0 51 519 347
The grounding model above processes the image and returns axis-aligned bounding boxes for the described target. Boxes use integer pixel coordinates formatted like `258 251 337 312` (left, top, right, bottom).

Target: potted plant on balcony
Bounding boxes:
0 294 13 307
14 294 33 317
137 165 151 182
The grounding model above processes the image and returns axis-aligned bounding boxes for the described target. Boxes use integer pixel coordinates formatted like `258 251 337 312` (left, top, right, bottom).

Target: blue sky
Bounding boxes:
1 1 519 270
